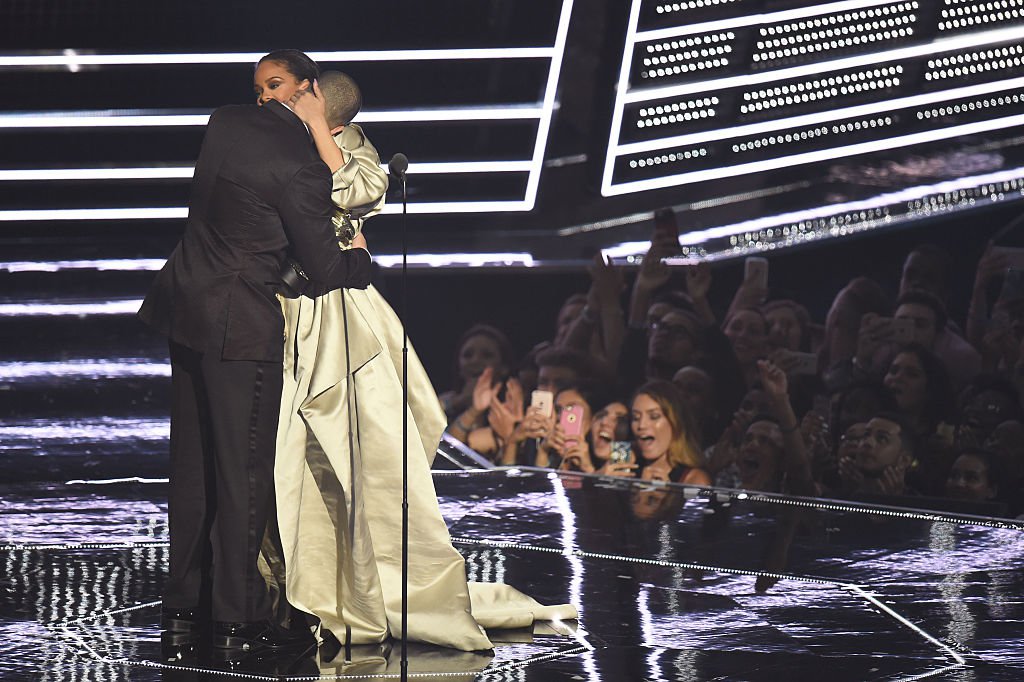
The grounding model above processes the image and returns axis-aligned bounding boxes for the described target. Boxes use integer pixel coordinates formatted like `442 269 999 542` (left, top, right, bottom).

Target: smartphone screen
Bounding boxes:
610 441 632 464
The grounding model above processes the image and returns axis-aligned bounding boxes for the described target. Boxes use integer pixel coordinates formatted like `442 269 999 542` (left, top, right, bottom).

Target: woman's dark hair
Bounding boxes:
886 342 954 427
829 380 898 440
450 324 515 391
257 49 320 84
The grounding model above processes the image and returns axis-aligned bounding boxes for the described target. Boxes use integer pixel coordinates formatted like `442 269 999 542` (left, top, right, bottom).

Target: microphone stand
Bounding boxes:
389 153 410 682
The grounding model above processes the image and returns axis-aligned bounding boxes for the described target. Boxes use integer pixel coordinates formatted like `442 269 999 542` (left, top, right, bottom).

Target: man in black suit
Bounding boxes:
138 96 370 652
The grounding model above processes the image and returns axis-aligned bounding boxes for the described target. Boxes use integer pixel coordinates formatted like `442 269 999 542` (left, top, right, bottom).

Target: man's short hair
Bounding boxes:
896 288 948 332
319 70 362 128
871 411 917 458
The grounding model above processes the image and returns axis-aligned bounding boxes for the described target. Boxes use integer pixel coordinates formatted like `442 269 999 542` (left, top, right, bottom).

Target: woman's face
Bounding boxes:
945 454 996 501
883 352 928 414
766 306 802 351
724 310 767 365
837 422 867 460
632 393 674 462
458 334 501 384
253 60 309 106
648 309 699 367
590 402 629 460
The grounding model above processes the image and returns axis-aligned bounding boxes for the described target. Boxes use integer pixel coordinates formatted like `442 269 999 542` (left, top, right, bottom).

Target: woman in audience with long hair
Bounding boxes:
631 380 712 485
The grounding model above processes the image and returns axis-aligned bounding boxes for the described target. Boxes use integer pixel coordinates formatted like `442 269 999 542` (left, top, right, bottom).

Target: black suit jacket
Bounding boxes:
138 100 371 361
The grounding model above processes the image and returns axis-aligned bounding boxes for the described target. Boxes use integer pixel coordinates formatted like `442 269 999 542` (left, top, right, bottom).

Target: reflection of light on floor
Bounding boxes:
0 359 169 379
0 299 143 316
0 417 168 443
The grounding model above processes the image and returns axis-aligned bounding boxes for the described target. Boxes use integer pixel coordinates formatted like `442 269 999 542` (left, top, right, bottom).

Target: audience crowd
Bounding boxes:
441 209 1024 519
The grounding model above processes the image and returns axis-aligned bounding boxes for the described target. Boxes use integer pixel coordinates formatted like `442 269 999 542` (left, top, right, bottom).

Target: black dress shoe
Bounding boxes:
211 620 315 652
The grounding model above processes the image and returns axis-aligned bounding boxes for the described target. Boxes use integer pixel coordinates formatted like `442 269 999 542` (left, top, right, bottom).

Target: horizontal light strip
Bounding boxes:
0 360 169 379
606 111 1024 194
373 252 536 268
0 106 544 128
0 47 556 68
624 24 1024 103
0 259 165 272
0 199 533 221
634 0 899 42
617 74 1024 155
600 165 1024 259
0 299 143 316
0 160 533 181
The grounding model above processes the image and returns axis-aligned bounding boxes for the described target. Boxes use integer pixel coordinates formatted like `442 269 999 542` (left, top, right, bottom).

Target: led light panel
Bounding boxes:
0 2 575 216
603 0 1024 196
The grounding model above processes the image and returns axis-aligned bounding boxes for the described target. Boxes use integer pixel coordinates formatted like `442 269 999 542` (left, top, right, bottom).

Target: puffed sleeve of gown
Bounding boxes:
331 123 388 218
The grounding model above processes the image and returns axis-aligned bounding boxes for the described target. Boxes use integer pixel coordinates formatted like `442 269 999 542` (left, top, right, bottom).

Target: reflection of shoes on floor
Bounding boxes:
160 633 198 663
212 620 315 652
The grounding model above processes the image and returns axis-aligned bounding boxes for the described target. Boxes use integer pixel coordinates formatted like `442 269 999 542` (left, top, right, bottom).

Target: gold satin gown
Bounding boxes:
271 125 577 651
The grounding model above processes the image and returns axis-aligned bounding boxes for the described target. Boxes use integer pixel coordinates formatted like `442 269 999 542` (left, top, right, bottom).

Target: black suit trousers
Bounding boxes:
164 340 283 623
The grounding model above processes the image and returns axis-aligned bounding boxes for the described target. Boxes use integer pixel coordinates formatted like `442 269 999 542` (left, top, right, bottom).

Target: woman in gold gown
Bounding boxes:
252 51 576 652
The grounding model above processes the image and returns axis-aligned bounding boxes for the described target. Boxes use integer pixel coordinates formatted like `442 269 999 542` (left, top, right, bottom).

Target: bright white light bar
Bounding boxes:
0 106 545 129
0 199 534 220
635 0 899 42
600 165 1024 260
0 47 556 68
0 359 169 379
372 252 536 268
0 299 144 316
0 161 533 182
524 0 577 210
0 258 166 272
607 111 1024 194
618 75 1024 156
625 24 1024 103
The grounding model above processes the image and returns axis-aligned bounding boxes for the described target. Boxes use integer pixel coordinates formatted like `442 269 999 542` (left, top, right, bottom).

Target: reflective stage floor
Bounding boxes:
2 468 1023 681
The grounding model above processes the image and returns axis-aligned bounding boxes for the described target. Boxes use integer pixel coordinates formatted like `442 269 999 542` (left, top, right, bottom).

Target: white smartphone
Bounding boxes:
744 256 769 289
531 390 554 418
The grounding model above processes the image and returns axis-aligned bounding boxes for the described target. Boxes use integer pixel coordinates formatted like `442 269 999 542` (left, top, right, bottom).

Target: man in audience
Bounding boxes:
840 412 916 497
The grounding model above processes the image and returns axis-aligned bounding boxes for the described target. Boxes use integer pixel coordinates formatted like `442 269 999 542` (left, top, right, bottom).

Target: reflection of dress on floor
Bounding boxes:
269 125 577 651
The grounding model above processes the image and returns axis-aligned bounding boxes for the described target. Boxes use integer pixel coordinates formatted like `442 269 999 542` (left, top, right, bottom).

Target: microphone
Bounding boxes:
388 153 409 182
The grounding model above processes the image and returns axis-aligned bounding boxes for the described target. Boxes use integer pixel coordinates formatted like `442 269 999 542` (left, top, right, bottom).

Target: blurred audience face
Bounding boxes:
960 389 1019 446
458 334 502 386
984 419 1024 480
555 388 593 434
737 420 784 491
837 422 868 461
856 417 909 476
673 366 714 421
590 402 629 461
945 453 997 502
724 309 767 366
883 351 928 415
735 387 772 427
899 250 945 298
632 393 673 462
647 309 699 369
554 298 586 346
645 301 674 329
537 364 577 394
765 304 803 351
894 302 939 349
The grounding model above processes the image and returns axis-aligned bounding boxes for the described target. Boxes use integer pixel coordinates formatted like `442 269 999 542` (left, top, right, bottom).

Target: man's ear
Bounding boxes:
329 124 345 136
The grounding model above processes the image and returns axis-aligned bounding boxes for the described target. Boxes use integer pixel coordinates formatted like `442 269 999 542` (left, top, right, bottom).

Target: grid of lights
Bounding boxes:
603 0 1024 197
0 2 575 217
939 0 1024 32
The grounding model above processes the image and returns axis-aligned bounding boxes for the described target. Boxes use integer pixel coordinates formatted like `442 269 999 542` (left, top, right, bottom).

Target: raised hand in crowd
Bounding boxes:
684 260 716 325
447 366 500 444
628 209 681 328
559 253 626 363
498 404 555 466
487 378 524 447
757 359 816 495
967 241 1009 351
854 312 896 375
